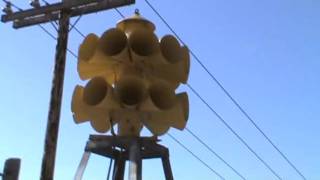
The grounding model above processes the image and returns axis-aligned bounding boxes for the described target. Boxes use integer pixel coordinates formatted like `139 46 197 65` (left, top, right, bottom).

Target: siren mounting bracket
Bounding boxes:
74 135 174 180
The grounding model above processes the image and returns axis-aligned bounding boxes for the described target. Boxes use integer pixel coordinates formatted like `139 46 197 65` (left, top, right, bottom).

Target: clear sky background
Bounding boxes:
0 0 319 179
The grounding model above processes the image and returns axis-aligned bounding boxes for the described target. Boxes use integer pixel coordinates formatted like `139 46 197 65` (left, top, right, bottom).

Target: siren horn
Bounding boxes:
160 35 183 63
98 28 128 60
128 29 159 60
152 46 190 87
114 75 147 107
71 77 119 132
141 84 189 135
78 33 99 62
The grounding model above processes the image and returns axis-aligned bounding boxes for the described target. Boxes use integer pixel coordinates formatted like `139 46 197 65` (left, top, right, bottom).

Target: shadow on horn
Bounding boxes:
149 80 176 110
129 29 159 56
115 76 147 107
83 77 110 106
78 33 99 62
98 28 128 57
160 35 183 63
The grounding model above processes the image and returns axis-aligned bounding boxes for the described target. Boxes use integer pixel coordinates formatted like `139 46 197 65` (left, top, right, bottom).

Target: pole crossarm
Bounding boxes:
1 0 135 28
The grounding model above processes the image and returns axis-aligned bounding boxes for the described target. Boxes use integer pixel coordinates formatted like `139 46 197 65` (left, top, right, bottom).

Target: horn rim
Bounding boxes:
181 46 190 83
149 80 176 110
99 28 127 57
78 33 99 62
83 77 109 106
129 29 159 56
178 92 189 121
114 76 147 106
160 35 182 63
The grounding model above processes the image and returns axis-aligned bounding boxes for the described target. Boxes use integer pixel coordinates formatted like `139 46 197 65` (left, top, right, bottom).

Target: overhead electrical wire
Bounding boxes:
69 15 83 32
186 84 282 179
1 0 77 58
113 8 247 180
1 1 263 179
143 0 306 179
39 0 59 32
2 2 229 178
168 133 226 180
2 1 293 179
144 0 282 178
38 24 78 58
2 0 21 10
185 127 246 180
114 8 125 18
41 0 85 37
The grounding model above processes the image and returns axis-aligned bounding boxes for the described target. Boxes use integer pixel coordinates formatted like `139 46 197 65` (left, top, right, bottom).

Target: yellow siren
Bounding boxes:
72 12 190 136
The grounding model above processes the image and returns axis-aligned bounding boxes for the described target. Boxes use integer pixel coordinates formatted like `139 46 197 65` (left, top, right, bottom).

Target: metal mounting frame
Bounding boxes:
75 135 174 180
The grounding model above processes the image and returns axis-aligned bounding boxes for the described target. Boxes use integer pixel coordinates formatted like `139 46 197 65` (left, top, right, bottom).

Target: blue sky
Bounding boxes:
1 0 319 179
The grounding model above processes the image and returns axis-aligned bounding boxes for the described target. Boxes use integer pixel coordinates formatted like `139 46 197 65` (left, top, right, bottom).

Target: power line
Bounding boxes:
143 0 281 178
40 0 59 32
38 24 77 58
40 0 82 56
73 26 85 37
3 2 284 179
185 127 246 180
31 29 227 180
3 2 227 179
4 2 280 180
40 0 85 38
69 15 83 33
112 8 247 180
113 8 230 179
114 8 125 18
168 133 226 180
2 0 21 11
143 0 306 179
186 84 282 180
2 1 77 58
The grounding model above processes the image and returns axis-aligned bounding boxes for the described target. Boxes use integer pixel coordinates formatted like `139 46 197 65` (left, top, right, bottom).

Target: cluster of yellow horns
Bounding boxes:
71 13 190 136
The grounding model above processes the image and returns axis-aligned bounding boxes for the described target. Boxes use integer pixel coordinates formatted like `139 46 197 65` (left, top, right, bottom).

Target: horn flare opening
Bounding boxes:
115 76 146 106
79 33 99 61
149 81 176 110
99 28 127 56
83 77 108 106
129 30 158 56
160 35 182 63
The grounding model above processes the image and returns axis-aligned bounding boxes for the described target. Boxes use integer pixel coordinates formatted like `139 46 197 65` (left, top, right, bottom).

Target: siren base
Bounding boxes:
74 135 174 180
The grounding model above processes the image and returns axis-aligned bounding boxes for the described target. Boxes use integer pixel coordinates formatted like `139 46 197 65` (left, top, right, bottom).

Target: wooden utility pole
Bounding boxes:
1 0 135 179
41 9 70 180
